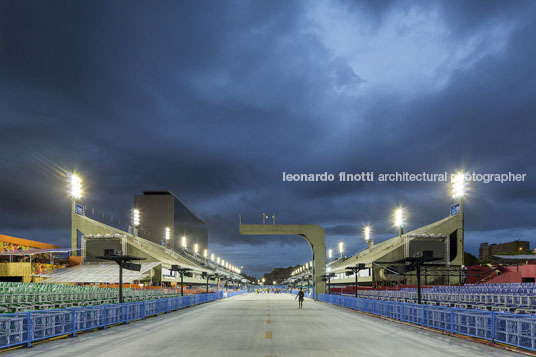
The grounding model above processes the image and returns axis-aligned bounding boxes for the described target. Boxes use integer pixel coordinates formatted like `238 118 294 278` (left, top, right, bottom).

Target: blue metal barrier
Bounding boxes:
0 291 243 350
318 293 536 351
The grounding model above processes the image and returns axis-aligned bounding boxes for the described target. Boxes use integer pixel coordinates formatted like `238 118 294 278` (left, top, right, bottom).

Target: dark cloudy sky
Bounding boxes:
1 0 535 276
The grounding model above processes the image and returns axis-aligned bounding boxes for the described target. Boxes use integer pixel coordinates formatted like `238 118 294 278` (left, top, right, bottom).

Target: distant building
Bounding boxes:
479 240 530 260
133 191 208 255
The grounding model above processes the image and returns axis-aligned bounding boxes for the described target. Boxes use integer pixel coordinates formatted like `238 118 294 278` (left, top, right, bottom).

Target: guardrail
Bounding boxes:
0 290 248 350
318 294 536 352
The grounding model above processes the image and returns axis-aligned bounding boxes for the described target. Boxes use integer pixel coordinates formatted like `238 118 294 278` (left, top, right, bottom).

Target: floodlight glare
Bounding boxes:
273 281 276 285
452 172 466 199
363 226 371 241
203 249 207 258
210 253 215 261
164 227 170 241
217 257 221 264
68 173 82 200
181 236 187 248
338 241 344 254
394 208 404 228
132 209 140 227
194 243 199 254
328 249 333 259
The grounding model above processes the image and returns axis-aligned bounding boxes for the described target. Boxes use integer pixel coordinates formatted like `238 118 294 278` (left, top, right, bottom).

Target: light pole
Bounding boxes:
96 250 145 303
170 265 193 296
346 264 366 298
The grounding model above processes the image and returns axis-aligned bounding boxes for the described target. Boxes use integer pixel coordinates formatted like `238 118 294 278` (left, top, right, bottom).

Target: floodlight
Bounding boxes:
394 208 404 228
452 172 466 199
328 249 333 259
203 249 208 258
273 281 276 285
217 257 221 264
210 253 215 261
338 241 344 254
194 243 199 254
132 209 140 227
68 173 82 200
364 226 371 241
181 236 187 248
164 227 170 240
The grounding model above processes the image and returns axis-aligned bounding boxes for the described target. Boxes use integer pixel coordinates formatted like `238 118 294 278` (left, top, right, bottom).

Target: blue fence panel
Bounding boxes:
126 302 144 321
168 297 179 311
0 313 29 349
402 304 424 325
74 306 105 332
105 304 127 325
495 313 536 351
144 301 157 317
30 310 73 342
423 306 451 330
452 309 492 340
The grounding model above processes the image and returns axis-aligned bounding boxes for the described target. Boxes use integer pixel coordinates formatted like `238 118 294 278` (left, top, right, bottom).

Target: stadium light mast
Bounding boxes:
68 172 83 256
394 208 404 236
194 243 199 254
181 236 187 249
338 241 344 258
328 249 333 260
451 171 467 269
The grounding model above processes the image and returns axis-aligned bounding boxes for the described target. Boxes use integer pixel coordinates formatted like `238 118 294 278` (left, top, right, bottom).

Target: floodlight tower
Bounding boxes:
68 173 83 255
451 172 467 268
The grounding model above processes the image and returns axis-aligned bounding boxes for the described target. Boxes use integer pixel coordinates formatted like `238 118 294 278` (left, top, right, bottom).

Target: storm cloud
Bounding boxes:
1 0 535 275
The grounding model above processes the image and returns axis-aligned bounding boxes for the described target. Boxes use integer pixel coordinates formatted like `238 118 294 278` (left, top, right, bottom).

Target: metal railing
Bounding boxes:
0 290 248 350
318 293 536 352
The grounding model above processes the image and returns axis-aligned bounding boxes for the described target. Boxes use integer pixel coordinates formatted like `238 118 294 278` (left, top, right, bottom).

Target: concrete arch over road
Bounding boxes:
239 223 326 300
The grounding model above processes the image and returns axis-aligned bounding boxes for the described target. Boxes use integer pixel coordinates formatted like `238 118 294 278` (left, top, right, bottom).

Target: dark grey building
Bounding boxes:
133 191 208 254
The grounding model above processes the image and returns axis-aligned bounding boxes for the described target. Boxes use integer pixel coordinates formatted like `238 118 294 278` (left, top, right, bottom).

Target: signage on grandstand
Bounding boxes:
450 203 460 216
75 203 85 216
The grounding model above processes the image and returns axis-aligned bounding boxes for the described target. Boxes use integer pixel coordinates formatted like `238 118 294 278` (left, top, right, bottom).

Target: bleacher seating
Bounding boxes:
336 283 536 314
0 282 181 313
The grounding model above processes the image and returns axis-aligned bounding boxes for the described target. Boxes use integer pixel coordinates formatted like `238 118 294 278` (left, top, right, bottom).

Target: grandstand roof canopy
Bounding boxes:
0 234 59 249
40 262 161 283
494 255 536 260
0 248 77 256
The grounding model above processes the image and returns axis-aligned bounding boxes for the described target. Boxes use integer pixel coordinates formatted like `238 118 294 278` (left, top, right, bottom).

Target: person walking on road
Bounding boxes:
295 288 305 309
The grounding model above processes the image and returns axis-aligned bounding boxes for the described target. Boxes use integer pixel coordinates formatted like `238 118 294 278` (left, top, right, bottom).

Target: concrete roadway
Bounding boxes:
5 293 521 357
